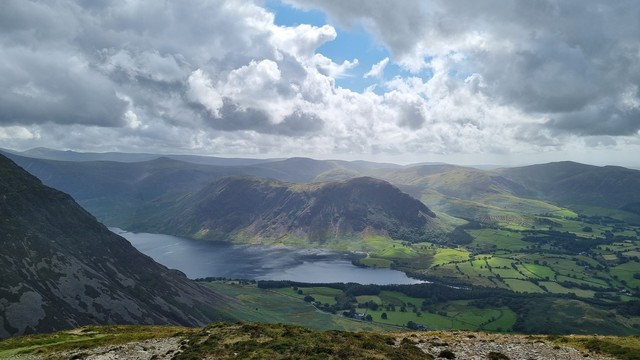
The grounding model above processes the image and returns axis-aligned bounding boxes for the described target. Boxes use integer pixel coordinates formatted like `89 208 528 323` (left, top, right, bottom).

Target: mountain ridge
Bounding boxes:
127 175 440 245
0 154 230 339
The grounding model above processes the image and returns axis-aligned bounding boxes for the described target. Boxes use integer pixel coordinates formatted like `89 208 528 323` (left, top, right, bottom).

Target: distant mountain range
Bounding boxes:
2 147 278 166
3 148 640 234
0 154 230 339
3 148 640 338
498 161 640 209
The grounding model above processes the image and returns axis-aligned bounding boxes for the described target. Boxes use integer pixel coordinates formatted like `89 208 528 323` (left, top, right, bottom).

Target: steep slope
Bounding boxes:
0 153 299 226
129 176 439 244
0 155 230 339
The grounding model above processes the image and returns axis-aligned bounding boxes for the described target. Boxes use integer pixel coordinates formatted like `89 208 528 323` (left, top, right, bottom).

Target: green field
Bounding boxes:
432 248 470 266
468 229 529 251
519 263 556 279
611 261 640 288
503 278 546 293
378 291 425 307
285 286 343 305
540 281 596 298
356 295 382 304
361 298 516 331
204 282 395 332
204 283 519 333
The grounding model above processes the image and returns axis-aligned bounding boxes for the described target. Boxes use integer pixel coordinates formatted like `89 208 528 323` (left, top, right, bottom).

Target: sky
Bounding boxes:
1 0 640 166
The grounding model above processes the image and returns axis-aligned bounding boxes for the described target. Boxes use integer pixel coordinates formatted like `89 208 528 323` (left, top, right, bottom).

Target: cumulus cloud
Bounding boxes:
1 0 639 164
287 0 640 141
364 57 389 79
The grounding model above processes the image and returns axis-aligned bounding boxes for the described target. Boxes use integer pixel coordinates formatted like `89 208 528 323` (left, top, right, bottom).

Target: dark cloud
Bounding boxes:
477 42 601 113
210 99 272 132
397 101 425 130
278 110 324 136
0 48 127 127
205 100 323 136
546 106 640 136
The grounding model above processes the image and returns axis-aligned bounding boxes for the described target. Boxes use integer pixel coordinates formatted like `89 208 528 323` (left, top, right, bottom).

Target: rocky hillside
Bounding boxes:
0 155 231 339
1 323 632 360
129 176 439 244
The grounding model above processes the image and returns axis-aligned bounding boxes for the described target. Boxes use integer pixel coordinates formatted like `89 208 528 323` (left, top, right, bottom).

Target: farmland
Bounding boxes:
352 207 640 305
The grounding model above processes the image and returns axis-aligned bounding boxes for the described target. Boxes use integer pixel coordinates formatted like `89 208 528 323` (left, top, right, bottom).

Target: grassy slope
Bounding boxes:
0 325 196 358
203 282 397 332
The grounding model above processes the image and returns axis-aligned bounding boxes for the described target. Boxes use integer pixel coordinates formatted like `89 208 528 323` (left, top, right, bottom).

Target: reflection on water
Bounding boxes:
113 228 423 285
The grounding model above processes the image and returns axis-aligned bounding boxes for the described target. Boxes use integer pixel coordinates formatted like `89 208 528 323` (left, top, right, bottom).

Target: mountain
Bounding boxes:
6 147 276 166
127 176 439 244
8 148 640 228
248 157 399 182
367 164 562 224
0 154 230 339
0 152 399 228
0 153 303 225
498 161 640 209
374 164 525 200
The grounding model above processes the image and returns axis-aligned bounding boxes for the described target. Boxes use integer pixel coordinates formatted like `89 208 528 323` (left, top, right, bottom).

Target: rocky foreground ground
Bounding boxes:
8 323 624 360
48 333 616 360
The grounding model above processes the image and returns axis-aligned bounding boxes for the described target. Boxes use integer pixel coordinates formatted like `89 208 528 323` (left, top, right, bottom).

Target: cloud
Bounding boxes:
0 46 128 127
287 0 640 140
364 57 389 79
285 0 429 63
546 106 640 136
1 0 639 165
187 70 223 118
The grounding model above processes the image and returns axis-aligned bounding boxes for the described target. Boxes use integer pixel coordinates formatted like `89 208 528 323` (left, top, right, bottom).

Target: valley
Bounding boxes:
2 148 640 341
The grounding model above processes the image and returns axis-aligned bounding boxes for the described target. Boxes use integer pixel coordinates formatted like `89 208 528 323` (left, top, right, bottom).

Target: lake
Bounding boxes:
114 228 423 285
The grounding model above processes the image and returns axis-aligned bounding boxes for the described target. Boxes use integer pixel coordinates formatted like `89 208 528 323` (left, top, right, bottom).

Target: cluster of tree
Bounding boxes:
195 277 256 284
521 230 609 253
617 300 640 316
257 280 382 297
388 226 430 243
576 214 626 226
446 226 474 245
557 280 612 292
258 280 346 290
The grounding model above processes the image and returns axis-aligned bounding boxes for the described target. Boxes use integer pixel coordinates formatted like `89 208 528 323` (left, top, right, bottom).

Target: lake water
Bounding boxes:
114 228 423 285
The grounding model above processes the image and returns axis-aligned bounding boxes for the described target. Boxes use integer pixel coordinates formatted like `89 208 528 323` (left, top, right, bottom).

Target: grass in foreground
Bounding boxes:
2 322 638 360
0 325 196 358
550 334 640 360
176 322 428 360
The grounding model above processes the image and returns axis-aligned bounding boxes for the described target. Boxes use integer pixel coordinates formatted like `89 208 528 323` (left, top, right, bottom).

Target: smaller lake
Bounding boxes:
114 228 423 285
